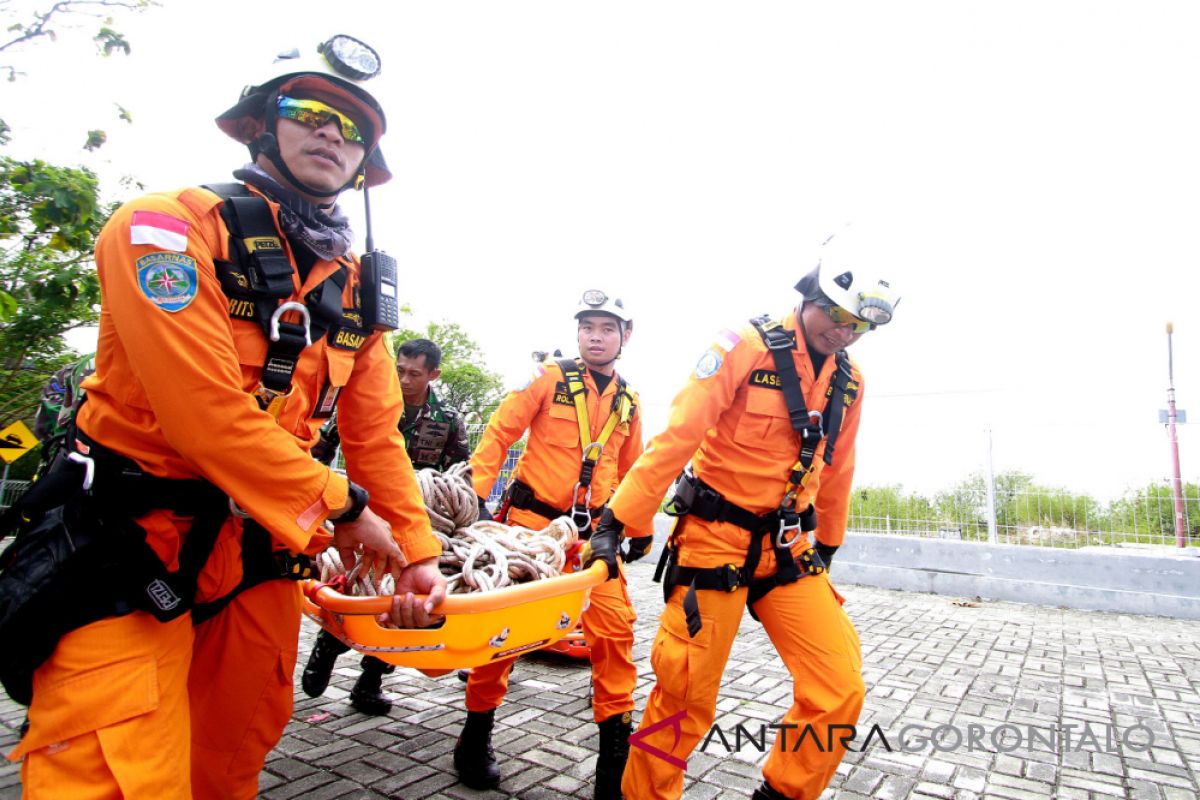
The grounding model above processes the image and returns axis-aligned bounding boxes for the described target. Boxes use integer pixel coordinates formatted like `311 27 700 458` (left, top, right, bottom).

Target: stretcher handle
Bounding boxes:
303 560 608 616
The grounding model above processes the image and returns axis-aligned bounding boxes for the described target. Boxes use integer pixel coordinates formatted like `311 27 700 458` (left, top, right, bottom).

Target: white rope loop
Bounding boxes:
316 465 579 599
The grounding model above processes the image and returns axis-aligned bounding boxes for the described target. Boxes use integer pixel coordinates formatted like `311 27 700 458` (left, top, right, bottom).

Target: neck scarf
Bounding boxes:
233 164 354 261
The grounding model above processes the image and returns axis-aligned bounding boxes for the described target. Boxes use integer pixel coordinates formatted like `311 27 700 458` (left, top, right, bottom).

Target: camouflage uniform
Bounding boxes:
312 386 469 471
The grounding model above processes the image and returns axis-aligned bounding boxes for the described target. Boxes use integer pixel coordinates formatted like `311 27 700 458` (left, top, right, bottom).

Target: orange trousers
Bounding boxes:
9 579 301 799
466 562 637 722
621 557 864 799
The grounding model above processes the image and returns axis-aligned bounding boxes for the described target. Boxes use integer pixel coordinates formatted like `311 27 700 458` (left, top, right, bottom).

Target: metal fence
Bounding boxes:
0 479 29 512
847 480 1200 549
466 423 520 505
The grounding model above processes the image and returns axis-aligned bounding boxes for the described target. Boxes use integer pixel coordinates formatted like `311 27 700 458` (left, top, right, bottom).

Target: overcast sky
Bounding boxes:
4 0 1198 500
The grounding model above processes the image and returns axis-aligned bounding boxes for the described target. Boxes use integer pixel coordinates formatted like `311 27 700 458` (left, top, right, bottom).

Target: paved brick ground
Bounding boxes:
2 560 1199 799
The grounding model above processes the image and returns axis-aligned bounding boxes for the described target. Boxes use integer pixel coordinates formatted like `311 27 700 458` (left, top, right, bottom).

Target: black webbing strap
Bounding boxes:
191 519 315 625
204 183 348 409
207 185 295 301
71 428 230 622
750 316 825 479
659 474 824 636
502 478 602 538
665 468 781 533
746 505 822 611
821 353 857 465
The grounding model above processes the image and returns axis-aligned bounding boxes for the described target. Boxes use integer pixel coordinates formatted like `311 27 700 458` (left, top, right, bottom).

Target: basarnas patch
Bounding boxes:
694 347 723 379
137 252 198 312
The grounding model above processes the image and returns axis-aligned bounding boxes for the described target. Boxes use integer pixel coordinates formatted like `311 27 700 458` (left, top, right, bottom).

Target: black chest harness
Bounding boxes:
501 358 635 536
653 316 859 637
0 185 360 703
206 183 369 418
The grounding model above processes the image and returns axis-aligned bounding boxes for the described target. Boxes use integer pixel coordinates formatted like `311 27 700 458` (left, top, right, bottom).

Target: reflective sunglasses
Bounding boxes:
822 304 873 333
276 95 367 144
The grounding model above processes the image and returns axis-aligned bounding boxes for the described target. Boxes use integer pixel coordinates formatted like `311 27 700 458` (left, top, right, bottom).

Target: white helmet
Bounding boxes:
575 289 632 332
795 235 900 327
216 34 391 192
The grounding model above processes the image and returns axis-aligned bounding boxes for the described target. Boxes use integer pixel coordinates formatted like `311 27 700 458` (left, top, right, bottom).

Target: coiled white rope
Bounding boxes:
315 465 579 597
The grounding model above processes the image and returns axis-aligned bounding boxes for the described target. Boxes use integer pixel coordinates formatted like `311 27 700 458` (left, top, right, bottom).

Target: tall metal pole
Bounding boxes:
985 426 998 544
1166 322 1187 548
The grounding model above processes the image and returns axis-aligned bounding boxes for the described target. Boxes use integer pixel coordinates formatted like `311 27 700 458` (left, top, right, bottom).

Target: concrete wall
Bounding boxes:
648 515 1200 620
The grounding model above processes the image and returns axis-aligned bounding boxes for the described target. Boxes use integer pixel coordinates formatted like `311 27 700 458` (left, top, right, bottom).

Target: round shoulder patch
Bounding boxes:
136 252 198 313
694 347 724 379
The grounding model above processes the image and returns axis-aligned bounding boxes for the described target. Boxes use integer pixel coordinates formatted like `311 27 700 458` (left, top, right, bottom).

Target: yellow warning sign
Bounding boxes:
0 420 38 464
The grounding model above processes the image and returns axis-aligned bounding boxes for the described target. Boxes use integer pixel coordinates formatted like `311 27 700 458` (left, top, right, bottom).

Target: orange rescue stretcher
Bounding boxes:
300 561 608 677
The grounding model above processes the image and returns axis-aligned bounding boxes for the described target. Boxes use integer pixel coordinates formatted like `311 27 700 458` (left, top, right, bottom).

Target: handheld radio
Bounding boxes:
359 184 400 331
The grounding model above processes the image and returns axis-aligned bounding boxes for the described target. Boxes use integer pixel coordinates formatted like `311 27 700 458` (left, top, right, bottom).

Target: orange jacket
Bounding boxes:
77 185 440 570
471 358 648 536
608 310 864 556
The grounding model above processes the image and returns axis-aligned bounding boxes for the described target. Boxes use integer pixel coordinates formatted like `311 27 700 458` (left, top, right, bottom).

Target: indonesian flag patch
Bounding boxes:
713 328 741 352
130 210 189 252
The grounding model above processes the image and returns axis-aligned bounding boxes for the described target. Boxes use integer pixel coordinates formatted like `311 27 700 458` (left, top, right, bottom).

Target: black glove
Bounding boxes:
476 495 494 522
622 535 653 564
585 508 623 580
814 540 838 571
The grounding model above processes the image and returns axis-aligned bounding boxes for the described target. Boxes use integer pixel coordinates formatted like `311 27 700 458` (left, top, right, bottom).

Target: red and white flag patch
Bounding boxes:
130 210 189 252
713 328 741 352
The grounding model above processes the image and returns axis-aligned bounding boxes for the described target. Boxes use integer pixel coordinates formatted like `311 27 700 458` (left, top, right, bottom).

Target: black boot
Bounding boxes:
349 657 394 716
595 711 633 800
301 630 349 698
454 709 501 790
750 779 790 800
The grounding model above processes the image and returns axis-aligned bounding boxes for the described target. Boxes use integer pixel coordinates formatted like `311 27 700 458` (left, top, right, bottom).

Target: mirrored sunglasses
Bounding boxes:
822 304 873 333
276 95 367 144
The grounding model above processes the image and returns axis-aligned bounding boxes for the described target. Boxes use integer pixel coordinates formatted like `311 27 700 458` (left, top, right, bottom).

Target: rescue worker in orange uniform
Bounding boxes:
5 36 447 799
455 290 649 800
587 242 901 800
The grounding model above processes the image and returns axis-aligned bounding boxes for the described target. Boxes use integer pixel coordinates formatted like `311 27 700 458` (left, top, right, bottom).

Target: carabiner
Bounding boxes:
776 515 802 549
571 481 593 510
229 497 252 519
269 301 312 346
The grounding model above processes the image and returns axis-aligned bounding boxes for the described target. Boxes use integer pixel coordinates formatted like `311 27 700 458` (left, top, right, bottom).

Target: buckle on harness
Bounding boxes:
269 301 312 346
776 512 802 549
716 564 742 592
254 384 295 419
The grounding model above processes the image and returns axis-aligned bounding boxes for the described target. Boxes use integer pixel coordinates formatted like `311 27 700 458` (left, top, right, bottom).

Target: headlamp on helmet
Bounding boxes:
795 266 900 329
317 35 381 81
575 289 632 328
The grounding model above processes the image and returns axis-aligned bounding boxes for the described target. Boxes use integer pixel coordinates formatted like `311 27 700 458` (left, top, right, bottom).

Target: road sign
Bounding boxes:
0 420 38 464
1159 409 1188 424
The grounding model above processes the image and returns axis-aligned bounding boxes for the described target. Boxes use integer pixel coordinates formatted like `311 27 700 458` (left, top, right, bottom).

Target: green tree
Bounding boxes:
0 0 151 438
389 320 505 420
850 485 937 535
1010 484 1100 531
0 157 108 429
1104 482 1200 543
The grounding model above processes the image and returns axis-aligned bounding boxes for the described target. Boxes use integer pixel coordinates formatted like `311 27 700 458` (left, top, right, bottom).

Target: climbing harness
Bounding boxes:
655 316 859 637
501 358 634 533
